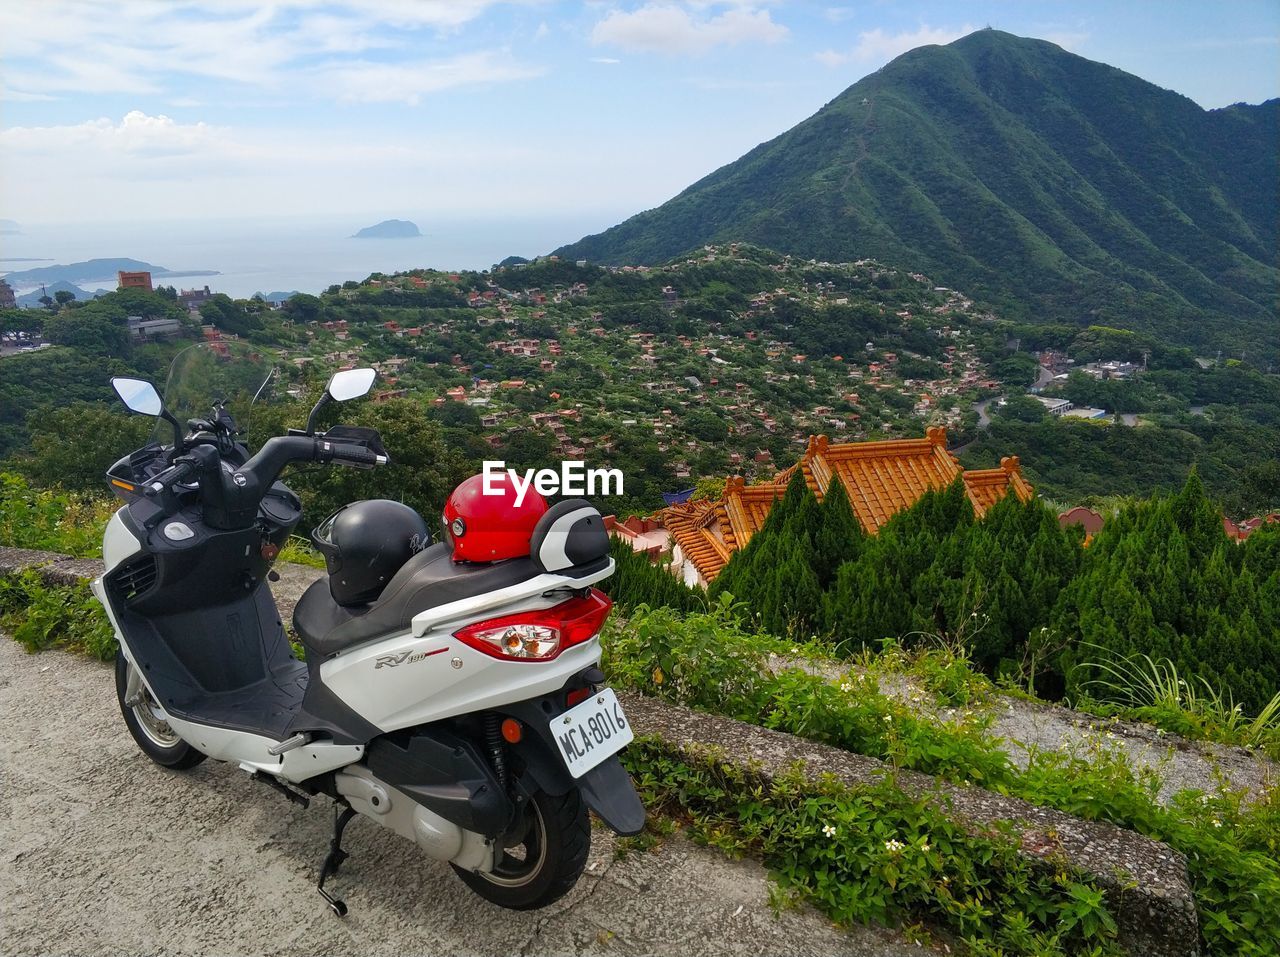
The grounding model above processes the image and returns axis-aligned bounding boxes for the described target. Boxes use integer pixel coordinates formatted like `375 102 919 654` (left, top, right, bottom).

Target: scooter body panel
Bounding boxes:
322 629 605 733
407 563 614 637
163 713 366 781
102 507 142 572
322 561 615 733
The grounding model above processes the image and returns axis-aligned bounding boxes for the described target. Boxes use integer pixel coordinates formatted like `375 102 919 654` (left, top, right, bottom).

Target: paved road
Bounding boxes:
0 637 922 957
972 398 995 429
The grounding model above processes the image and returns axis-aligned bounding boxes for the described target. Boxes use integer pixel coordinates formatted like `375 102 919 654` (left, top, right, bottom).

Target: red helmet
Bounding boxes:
443 473 548 563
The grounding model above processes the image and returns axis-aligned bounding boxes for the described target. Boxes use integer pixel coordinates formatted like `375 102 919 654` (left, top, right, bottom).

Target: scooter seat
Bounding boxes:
294 500 613 658
295 543 549 657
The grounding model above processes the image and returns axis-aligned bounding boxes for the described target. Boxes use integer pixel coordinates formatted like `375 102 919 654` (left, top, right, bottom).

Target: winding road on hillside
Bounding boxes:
0 636 926 957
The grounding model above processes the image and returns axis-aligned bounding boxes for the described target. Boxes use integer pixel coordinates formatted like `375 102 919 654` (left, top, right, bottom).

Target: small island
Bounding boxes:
351 219 421 239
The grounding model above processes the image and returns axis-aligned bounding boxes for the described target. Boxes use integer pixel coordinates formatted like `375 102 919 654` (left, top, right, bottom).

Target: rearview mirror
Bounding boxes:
327 368 376 402
111 377 163 416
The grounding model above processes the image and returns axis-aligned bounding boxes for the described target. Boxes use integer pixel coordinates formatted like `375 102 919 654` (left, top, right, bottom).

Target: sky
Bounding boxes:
2 1 1277 228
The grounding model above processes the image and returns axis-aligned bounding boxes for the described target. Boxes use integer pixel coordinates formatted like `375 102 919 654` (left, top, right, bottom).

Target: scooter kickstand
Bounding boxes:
317 804 358 917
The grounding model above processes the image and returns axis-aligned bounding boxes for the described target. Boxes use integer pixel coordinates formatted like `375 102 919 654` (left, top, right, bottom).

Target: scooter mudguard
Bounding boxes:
578 756 646 836
502 697 647 835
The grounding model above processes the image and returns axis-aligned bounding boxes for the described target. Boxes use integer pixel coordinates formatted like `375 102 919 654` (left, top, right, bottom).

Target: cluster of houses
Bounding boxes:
268 255 1012 482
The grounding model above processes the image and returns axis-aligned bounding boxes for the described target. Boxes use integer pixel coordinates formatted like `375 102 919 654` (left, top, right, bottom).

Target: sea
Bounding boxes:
0 213 625 300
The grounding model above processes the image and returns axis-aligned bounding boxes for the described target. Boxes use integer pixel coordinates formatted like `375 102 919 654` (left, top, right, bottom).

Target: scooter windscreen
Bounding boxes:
151 340 277 446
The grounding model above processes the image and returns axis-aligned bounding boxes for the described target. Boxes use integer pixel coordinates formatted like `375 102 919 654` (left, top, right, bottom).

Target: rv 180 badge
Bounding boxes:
374 647 445 669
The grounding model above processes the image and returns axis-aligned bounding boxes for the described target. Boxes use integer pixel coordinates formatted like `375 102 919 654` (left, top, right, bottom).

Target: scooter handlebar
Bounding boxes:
145 433 389 529
318 440 388 469
143 458 197 497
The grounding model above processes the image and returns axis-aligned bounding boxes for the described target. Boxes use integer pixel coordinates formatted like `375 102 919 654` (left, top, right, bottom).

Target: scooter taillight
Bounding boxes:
453 589 613 661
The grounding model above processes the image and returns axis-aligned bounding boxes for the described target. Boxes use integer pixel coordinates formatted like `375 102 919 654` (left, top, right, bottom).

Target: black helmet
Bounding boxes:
312 499 430 606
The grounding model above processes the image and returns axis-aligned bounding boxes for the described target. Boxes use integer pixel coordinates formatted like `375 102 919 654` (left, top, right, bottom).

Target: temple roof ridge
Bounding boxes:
658 429 1032 584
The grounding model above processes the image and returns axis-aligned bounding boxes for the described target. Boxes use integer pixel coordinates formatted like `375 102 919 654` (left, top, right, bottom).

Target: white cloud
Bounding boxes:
0 88 59 102
815 23 974 67
591 4 787 55
0 1 537 98
813 49 848 68
591 57 623 64
0 110 695 223
317 52 544 105
1 111 224 156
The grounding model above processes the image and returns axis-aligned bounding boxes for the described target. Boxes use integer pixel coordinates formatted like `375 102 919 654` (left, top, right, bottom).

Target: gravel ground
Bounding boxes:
0 637 927 957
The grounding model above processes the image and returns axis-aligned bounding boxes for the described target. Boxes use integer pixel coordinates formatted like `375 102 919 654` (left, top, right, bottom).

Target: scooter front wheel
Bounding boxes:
452 787 590 910
114 650 206 770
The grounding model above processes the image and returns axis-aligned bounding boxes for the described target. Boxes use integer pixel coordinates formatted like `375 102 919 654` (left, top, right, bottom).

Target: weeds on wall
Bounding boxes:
0 570 115 661
606 601 1280 956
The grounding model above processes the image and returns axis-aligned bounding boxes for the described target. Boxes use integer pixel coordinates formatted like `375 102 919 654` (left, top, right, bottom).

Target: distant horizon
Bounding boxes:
0 214 634 298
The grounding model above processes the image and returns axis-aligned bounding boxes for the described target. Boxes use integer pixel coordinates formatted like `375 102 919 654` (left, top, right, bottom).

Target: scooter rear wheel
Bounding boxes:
114 650 206 770
452 787 590 910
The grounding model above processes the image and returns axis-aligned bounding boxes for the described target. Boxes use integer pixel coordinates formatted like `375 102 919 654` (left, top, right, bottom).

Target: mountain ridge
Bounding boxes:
555 31 1278 358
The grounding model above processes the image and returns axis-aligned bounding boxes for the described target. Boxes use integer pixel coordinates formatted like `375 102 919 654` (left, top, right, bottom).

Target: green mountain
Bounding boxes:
556 31 1278 359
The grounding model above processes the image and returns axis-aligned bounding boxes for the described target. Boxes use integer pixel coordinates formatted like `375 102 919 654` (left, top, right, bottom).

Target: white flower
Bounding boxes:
840 682 853 692
920 840 932 852
884 839 905 853
1212 819 1223 828
822 824 838 839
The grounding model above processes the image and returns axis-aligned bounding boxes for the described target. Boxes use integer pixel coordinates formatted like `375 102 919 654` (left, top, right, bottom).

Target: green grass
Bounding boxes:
278 535 327 569
0 472 117 558
1074 646 1280 760
3 545 1275 954
624 739 1124 957
0 570 116 661
605 600 1280 956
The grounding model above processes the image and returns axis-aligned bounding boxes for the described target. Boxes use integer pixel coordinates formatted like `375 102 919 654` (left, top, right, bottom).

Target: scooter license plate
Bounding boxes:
551 688 634 779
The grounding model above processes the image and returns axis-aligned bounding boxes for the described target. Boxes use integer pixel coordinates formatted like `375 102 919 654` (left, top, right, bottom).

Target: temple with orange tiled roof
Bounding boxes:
658 427 1033 586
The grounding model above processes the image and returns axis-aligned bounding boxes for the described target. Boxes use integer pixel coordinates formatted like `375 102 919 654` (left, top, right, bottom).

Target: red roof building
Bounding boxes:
660 428 1033 585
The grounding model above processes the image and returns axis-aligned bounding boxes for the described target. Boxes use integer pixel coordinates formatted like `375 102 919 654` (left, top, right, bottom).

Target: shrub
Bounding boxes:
0 571 116 661
602 534 705 613
0 472 116 557
1058 473 1280 715
624 741 1122 956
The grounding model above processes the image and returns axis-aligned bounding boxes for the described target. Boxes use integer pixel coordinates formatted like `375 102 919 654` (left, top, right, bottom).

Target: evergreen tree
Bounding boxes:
602 534 703 613
813 477 863 588
1058 472 1280 715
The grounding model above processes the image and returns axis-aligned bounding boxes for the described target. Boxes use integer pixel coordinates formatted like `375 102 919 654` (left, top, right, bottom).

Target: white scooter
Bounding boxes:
93 344 643 914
